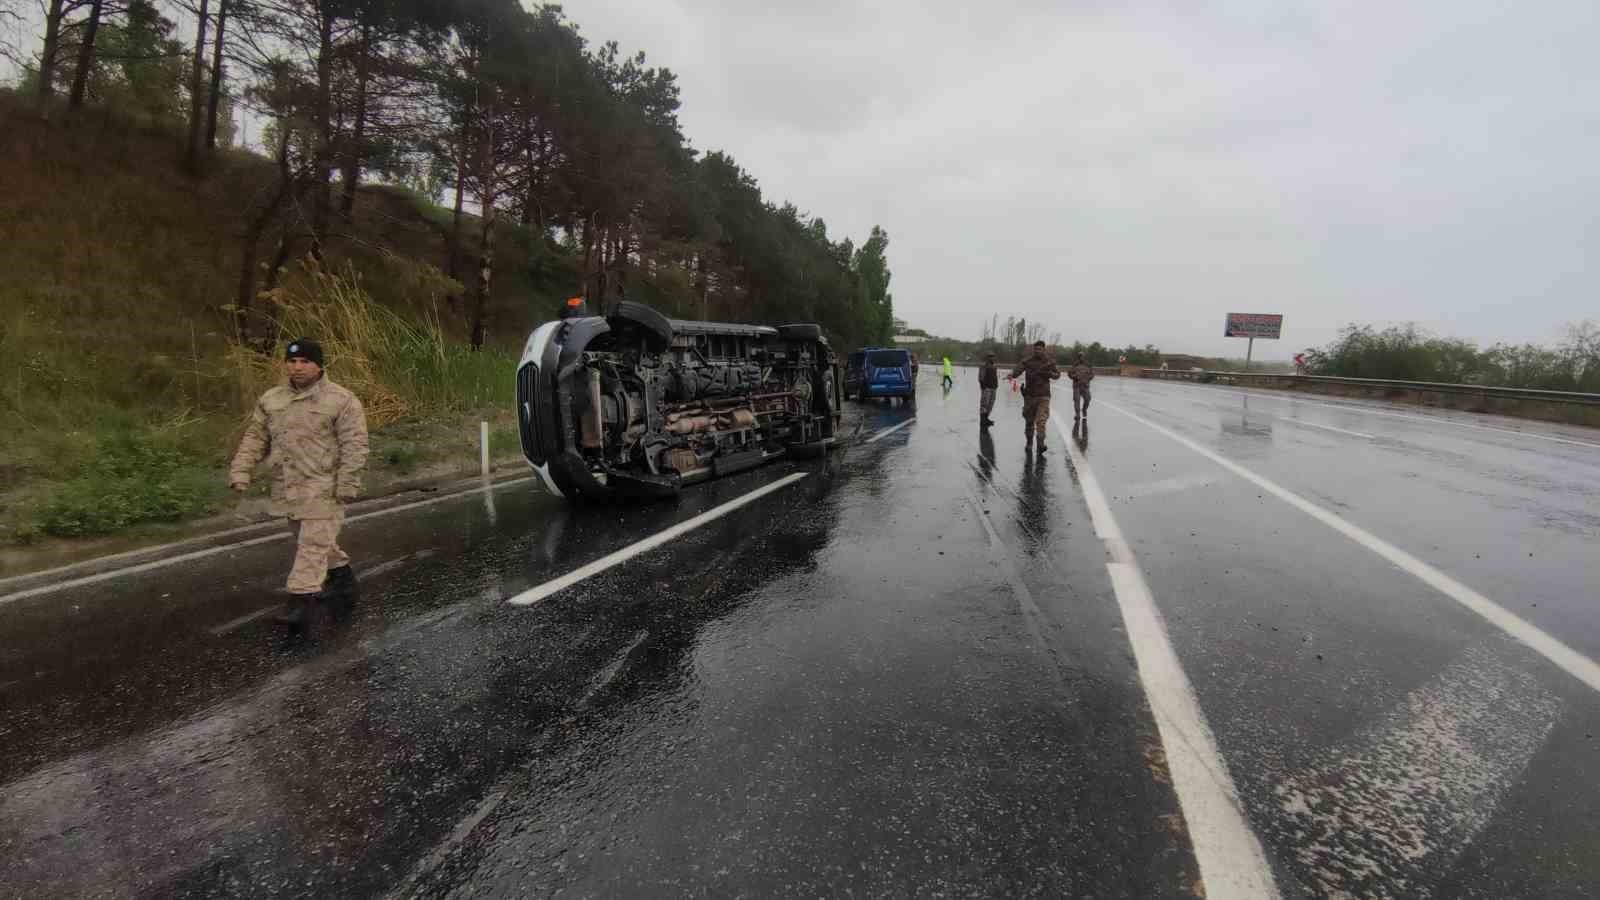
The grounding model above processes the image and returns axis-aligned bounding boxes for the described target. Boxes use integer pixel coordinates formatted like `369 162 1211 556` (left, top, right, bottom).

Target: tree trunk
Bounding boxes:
697 252 708 321
338 21 371 220
204 0 228 150
470 118 495 351
447 113 468 282
265 219 300 296
579 215 595 303
184 0 210 172
592 223 607 307
236 128 295 344
613 228 628 301
36 0 66 110
67 0 104 109
309 9 334 254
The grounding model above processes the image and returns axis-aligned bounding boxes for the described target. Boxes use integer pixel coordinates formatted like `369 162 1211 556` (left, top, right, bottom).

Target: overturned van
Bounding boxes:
516 301 842 500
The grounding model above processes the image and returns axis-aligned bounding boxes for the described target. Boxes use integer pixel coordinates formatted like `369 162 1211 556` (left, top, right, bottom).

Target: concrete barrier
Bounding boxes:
1127 369 1600 429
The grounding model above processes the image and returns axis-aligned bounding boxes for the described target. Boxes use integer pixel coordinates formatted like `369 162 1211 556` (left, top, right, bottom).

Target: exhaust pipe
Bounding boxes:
580 368 603 449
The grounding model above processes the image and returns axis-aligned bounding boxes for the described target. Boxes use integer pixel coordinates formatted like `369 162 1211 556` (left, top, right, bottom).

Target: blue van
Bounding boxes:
862 347 916 406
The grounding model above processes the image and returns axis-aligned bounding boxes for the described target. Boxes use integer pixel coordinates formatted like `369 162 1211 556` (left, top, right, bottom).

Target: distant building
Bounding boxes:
893 334 928 344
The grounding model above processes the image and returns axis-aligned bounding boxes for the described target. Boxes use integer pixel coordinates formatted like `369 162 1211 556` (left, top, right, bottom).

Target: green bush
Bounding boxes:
36 430 227 537
1303 322 1600 391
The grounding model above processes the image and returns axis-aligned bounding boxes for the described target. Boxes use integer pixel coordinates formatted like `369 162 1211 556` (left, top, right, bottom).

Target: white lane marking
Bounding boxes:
208 605 283 636
507 472 809 607
1274 644 1562 898
962 490 1059 667
581 629 651 705
387 787 509 899
207 549 434 636
1057 418 1281 899
361 548 435 582
865 417 916 443
1284 418 1376 440
1122 473 1219 501
1134 381 1600 450
0 479 535 607
1133 389 1378 441
1102 399 1600 694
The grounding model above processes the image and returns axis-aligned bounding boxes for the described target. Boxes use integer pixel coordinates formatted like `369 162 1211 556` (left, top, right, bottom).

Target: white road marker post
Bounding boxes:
480 421 490 478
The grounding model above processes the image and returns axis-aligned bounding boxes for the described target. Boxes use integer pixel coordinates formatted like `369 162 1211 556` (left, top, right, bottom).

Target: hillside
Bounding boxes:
0 96 568 553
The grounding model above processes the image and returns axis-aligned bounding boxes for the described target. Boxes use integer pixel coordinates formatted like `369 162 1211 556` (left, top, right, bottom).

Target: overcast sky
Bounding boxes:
561 0 1598 357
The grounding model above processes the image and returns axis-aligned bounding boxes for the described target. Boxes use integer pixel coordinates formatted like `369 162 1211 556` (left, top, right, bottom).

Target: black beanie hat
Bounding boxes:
285 338 324 367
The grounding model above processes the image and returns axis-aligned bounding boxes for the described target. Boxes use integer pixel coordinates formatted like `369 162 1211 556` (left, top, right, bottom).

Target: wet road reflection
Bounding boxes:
1016 453 1053 557
7 373 1599 897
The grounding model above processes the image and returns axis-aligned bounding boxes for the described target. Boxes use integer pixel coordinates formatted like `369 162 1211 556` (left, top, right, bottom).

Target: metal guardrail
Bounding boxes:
1136 369 1600 407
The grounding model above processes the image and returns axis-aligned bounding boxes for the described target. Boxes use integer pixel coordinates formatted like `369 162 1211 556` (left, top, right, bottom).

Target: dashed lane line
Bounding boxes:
1282 418 1376 440
0 478 537 607
1057 417 1281 900
1100 399 1600 695
865 417 916 443
208 605 284 637
506 472 809 607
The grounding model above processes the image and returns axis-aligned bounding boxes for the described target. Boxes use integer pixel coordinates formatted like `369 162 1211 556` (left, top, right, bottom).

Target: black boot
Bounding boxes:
275 595 310 627
326 564 357 595
324 565 359 620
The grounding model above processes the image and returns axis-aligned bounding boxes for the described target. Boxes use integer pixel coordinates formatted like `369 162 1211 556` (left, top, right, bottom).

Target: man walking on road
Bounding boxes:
230 338 370 628
941 356 954 391
1069 352 1095 421
1009 340 1061 453
977 352 998 428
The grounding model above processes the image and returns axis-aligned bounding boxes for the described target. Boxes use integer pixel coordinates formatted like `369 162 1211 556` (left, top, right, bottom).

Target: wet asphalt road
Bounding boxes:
2 373 1599 898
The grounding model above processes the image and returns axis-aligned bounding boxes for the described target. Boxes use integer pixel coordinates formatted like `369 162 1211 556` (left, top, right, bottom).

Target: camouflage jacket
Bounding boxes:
1008 352 1061 398
978 363 999 389
1069 363 1095 386
229 377 369 519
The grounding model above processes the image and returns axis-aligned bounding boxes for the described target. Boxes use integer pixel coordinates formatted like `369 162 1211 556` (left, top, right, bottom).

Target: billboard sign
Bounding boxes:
1224 313 1283 339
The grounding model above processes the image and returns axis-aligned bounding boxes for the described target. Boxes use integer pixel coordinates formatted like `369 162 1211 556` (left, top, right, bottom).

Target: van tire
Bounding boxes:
778 323 822 342
608 301 675 352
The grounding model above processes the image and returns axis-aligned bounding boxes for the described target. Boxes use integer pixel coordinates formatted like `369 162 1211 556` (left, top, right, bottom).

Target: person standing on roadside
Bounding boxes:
941 356 954 391
977 352 999 428
229 338 370 628
1009 340 1061 453
1069 352 1095 421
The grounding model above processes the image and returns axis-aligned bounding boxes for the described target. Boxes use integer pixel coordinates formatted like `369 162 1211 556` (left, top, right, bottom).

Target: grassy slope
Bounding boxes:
0 96 573 552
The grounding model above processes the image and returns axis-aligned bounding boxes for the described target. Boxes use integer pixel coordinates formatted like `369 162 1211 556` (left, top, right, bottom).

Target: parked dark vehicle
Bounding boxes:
862 347 916 407
517 301 842 500
845 350 867 399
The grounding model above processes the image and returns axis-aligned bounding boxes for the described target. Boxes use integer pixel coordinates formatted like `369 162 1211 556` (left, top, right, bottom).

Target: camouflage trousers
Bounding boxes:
1073 382 1092 415
979 388 996 418
1022 396 1051 445
286 510 350 595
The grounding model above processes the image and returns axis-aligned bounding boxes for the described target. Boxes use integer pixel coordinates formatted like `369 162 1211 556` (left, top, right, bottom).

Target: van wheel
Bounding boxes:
777 323 822 342
607 301 674 352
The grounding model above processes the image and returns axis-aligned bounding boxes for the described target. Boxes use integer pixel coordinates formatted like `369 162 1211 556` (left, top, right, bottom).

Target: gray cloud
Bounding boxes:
568 0 1599 356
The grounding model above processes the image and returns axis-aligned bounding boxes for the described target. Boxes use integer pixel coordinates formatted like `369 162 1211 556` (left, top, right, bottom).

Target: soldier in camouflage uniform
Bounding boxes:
1009 340 1061 454
229 338 370 626
1068 352 1095 420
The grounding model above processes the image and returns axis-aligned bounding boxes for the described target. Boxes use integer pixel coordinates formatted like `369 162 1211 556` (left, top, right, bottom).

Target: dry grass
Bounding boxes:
0 93 540 546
